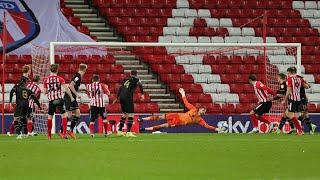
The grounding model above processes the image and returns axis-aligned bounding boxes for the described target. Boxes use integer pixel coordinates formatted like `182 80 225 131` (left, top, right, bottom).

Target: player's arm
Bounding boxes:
198 118 217 131
29 91 41 109
43 79 48 95
257 82 277 96
102 84 111 96
69 81 78 97
113 85 122 104
9 85 17 103
63 84 75 101
303 79 311 89
137 80 144 101
179 88 196 110
282 78 292 104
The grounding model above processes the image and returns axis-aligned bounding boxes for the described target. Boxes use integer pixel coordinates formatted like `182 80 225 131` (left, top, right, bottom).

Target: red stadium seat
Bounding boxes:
186 93 199 103
147 103 159 113
146 9 159 17
77 26 90 35
61 7 73 17
106 103 121 113
6 54 19 64
221 104 235 114
180 74 193 83
68 17 81 26
194 18 207 27
77 55 89 63
134 103 147 113
150 27 163 35
159 9 172 17
20 55 32 63
171 65 185 74
207 104 221 114
198 94 212 103
79 104 90 113
190 84 203 93
307 104 317 113
110 65 124 73
90 55 102 64
235 103 252 113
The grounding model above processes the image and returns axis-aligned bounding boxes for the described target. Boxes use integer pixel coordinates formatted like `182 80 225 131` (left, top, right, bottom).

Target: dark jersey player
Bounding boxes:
64 63 87 139
274 73 295 134
113 70 144 137
296 75 317 134
9 79 41 139
7 65 31 137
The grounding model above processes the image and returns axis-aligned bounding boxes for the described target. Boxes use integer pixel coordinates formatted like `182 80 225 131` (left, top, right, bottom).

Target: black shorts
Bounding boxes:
254 101 272 116
120 98 134 114
14 104 29 119
90 106 107 122
48 99 66 116
64 94 79 111
26 107 33 119
288 100 302 113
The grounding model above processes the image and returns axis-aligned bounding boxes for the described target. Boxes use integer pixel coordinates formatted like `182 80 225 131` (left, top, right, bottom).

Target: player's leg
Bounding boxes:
26 108 34 136
68 101 80 138
286 101 303 135
89 106 98 137
118 99 129 136
98 107 109 137
55 99 68 139
7 120 16 136
47 101 55 139
126 113 136 137
14 117 24 139
248 109 259 133
139 114 165 122
142 123 170 131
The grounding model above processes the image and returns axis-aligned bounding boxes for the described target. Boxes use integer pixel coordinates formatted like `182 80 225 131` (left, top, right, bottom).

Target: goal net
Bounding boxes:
46 42 301 133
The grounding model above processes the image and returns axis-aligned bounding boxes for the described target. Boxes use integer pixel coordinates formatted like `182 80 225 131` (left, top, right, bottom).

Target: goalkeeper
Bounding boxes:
139 88 221 132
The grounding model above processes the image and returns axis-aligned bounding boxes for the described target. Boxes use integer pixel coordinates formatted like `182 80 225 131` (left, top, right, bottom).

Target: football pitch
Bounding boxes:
0 133 320 180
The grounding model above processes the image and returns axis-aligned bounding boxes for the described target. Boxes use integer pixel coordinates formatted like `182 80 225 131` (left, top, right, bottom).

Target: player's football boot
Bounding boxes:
16 134 23 139
288 128 296 135
310 124 317 135
90 134 95 138
6 132 13 137
67 131 77 139
248 128 259 134
267 123 276 133
117 131 125 136
126 132 136 137
137 118 143 123
297 130 304 136
58 132 68 139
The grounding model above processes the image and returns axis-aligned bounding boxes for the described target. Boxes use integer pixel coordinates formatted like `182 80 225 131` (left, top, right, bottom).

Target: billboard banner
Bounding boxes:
1 114 319 134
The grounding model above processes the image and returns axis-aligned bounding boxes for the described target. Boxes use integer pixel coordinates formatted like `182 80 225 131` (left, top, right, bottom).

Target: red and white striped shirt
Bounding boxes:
253 81 276 103
287 75 305 101
26 82 41 109
43 74 66 101
86 82 110 107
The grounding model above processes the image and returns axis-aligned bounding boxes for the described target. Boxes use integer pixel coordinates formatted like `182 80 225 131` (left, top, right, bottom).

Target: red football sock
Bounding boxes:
103 122 108 134
250 114 258 128
62 117 67 135
89 123 94 134
9 122 14 134
47 119 52 139
27 121 33 133
291 117 302 132
259 116 270 124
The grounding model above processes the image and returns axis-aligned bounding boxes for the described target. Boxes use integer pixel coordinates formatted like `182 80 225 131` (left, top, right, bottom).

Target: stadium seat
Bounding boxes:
68 17 81 26
106 103 121 113
221 104 235 114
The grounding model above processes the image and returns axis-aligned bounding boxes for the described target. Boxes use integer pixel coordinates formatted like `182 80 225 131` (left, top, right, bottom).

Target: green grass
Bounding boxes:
0 133 320 180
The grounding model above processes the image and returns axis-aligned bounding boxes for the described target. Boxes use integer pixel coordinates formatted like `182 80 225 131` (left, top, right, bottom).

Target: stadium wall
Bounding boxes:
1 114 319 134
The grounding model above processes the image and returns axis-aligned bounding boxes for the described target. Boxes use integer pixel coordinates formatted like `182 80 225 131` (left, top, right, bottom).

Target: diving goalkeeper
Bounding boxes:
139 88 221 132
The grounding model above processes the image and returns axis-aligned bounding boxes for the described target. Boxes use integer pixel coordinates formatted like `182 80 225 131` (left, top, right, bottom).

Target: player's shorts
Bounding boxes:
48 98 66 116
288 100 302 113
253 101 272 116
64 94 79 111
120 98 134 113
165 113 181 126
14 104 29 119
90 106 107 122
26 107 33 120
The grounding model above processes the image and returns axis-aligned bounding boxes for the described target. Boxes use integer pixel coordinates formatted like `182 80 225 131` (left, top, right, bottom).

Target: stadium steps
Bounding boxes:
115 56 184 113
64 0 121 42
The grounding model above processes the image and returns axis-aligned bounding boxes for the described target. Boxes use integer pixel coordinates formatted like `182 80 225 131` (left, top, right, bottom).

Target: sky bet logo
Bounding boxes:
217 116 251 133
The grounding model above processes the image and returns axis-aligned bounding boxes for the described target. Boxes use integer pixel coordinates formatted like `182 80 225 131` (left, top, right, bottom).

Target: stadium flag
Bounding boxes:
0 0 93 54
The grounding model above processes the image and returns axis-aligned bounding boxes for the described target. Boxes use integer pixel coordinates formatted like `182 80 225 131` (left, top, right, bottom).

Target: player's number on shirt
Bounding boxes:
22 90 28 99
123 80 130 89
49 82 61 92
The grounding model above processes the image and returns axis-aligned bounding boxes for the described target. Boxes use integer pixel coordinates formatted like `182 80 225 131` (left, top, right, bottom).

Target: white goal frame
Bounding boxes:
49 42 301 74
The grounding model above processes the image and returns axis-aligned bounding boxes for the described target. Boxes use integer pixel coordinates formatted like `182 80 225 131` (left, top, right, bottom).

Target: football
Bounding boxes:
219 122 229 133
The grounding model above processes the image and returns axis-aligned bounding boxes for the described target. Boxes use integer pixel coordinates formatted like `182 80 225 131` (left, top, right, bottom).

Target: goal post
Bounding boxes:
45 42 301 131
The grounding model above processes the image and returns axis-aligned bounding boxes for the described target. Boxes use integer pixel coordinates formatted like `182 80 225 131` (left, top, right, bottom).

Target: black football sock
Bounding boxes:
127 117 134 132
70 116 79 131
118 117 126 131
304 117 313 131
278 117 287 130
289 121 295 130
